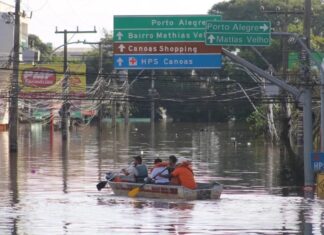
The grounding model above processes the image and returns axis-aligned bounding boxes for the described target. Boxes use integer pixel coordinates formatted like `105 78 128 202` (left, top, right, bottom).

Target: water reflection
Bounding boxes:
62 140 69 193
9 152 19 235
1 121 324 234
101 198 195 210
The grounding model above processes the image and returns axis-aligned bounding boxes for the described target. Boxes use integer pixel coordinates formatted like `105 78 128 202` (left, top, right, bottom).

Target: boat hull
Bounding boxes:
107 182 222 200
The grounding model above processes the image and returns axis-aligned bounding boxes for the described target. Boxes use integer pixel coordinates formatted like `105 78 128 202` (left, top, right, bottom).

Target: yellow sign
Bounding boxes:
19 63 86 95
316 173 324 199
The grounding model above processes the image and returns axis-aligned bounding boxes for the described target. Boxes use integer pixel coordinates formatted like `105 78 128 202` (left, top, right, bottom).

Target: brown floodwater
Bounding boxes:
0 121 324 234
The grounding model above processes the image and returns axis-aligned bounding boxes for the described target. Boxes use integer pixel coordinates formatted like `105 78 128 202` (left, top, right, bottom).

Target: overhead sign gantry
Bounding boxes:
113 15 223 69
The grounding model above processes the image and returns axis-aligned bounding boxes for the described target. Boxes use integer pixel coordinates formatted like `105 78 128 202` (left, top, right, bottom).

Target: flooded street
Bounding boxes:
1 121 324 234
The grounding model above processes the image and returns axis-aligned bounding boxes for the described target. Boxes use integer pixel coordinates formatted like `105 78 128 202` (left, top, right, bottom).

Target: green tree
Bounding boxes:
210 0 324 151
28 34 53 62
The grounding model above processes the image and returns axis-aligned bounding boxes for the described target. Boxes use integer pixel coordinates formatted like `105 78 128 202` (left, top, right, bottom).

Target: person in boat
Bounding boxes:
121 155 148 182
170 157 197 190
149 158 169 185
167 155 179 184
168 155 177 173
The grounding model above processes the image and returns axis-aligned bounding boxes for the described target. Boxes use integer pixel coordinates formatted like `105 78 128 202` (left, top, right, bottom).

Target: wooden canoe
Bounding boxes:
107 181 223 200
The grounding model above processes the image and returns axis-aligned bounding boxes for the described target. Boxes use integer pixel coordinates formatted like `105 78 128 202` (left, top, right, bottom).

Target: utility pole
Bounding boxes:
260 0 303 147
55 27 97 140
83 40 104 73
260 1 303 79
149 70 156 124
303 0 313 189
304 0 311 51
272 31 319 191
98 42 103 128
224 44 313 191
9 0 20 152
260 0 314 189
122 71 129 126
321 59 324 151
150 70 156 153
115 70 129 125
112 74 117 128
83 40 104 128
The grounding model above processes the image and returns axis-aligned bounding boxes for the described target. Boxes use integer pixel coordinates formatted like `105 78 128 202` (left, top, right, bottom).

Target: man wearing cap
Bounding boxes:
122 155 148 182
170 157 197 189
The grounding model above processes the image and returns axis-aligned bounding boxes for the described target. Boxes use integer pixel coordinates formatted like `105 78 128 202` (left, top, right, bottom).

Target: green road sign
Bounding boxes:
205 20 271 46
206 33 271 46
114 15 222 29
114 29 207 42
206 20 271 34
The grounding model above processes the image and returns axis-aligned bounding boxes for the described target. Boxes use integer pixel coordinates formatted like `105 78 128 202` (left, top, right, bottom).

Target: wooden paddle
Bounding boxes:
128 167 169 197
96 181 108 191
96 172 117 191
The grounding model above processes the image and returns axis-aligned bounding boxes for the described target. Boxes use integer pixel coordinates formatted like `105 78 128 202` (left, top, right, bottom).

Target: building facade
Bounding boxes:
0 1 30 128
0 1 29 63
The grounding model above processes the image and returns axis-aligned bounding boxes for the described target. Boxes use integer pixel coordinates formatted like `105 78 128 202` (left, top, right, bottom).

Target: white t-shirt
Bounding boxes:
151 167 169 184
125 164 138 177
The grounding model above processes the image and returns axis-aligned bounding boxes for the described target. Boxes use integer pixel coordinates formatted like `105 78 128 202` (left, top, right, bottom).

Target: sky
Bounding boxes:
4 0 224 48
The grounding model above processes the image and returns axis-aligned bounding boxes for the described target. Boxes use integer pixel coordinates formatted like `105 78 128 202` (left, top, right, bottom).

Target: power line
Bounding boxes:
54 26 97 139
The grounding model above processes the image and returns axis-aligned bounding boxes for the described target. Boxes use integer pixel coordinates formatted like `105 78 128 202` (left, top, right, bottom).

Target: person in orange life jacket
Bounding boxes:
150 158 169 184
170 157 197 190
121 155 148 182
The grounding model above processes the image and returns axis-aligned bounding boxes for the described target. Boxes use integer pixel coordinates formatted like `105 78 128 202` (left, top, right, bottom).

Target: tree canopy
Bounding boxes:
28 34 53 62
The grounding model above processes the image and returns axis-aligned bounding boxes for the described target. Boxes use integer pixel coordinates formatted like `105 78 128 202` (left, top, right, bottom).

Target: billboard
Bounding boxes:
19 63 86 97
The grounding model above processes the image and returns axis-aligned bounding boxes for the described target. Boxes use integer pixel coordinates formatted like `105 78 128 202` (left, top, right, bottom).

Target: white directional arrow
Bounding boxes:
116 32 123 40
118 44 126 53
207 34 215 44
260 24 269 32
117 57 123 66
